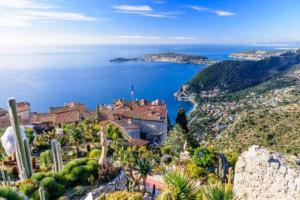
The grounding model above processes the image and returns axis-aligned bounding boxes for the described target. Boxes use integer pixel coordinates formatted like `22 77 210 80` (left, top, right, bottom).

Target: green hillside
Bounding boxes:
188 62 300 155
188 50 300 93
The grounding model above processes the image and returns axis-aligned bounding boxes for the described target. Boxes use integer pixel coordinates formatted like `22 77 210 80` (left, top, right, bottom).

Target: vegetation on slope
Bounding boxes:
188 60 300 155
188 50 300 93
215 104 300 154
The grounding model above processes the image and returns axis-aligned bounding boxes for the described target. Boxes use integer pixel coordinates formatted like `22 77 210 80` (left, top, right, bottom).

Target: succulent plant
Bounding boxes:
7 98 33 180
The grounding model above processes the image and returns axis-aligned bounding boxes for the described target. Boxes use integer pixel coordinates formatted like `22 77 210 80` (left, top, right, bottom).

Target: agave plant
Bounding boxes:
134 158 152 192
196 181 233 200
158 170 197 200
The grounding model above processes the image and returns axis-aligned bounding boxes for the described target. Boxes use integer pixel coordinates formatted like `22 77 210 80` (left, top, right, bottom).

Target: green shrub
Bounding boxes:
207 173 219 184
19 182 36 196
59 158 98 187
31 188 50 200
103 191 143 200
224 151 239 167
39 177 65 199
0 186 24 200
88 149 101 160
32 172 47 184
192 147 215 168
184 160 208 179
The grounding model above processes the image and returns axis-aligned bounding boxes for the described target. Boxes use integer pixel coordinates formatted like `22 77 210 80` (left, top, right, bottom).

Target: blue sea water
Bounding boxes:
0 45 282 122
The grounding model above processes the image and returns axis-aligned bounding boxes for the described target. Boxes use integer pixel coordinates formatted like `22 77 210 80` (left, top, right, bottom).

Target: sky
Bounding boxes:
0 0 300 45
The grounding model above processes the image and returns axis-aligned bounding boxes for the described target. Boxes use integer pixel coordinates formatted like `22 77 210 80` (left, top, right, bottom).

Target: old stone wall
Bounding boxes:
234 145 300 200
78 169 126 200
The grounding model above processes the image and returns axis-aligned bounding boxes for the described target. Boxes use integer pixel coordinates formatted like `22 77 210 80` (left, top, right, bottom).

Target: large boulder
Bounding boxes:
234 145 300 200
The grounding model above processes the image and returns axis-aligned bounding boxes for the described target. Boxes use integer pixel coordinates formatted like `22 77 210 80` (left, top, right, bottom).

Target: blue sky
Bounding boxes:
0 0 300 45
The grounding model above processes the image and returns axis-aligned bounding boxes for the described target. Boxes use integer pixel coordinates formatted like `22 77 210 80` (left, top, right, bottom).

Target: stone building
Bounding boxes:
0 101 31 128
31 102 86 126
98 99 168 145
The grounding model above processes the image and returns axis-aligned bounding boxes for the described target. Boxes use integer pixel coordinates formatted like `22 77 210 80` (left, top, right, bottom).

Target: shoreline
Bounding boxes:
174 90 198 115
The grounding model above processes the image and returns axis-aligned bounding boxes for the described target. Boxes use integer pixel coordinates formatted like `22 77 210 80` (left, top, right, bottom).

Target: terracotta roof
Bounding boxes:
54 110 81 125
17 102 30 112
110 119 140 130
31 113 55 124
50 102 86 114
115 105 167 121
127 137 149 146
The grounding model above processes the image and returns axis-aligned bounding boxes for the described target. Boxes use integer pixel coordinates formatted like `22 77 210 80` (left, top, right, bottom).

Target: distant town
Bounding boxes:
110 52 218 65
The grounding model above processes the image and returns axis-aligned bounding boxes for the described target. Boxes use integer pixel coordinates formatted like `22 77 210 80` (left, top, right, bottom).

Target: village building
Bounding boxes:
0 102 31 128
1 99 168 146
31 102 86 126
98 99 168 145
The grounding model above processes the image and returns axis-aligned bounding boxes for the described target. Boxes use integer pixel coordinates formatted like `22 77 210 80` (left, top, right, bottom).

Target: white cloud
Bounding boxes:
213 10 235 16
0 0 98 27
24 11 98 21
189 5 235 17
113 4 179 18
113 5 152 12
172 36 198 40
115 35 161 39
189 6 208 11
140 13 173 18
0 0 54 9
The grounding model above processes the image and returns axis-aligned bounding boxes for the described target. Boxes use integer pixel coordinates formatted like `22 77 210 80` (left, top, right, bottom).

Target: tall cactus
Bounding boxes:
24 138 33 177
216 153 228 182
7 98 32 180
39 187 46 200
98 127 108 168
51 139 63 172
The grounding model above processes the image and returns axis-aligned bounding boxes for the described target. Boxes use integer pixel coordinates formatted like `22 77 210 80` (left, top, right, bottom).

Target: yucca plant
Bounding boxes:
158 170 197 200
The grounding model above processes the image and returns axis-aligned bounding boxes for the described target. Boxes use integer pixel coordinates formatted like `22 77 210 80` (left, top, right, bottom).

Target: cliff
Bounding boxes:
234 145 300 200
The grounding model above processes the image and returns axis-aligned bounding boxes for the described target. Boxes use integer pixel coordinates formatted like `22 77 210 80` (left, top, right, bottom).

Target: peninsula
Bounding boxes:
229 49 298 61
110 52 217 65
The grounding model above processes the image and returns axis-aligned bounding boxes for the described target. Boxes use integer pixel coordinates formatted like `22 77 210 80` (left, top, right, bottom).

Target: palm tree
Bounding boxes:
135 158 152 193
158 170 197 200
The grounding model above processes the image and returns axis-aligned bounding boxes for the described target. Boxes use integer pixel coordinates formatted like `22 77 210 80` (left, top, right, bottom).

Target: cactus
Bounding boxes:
24 138 33 177
7 98 32 180
98 127 108 168
39 187 46 200
216 153 228 182
51 139 63 172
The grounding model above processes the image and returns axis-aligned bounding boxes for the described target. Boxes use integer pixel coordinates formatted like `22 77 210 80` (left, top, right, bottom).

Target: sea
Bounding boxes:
0 45 286 122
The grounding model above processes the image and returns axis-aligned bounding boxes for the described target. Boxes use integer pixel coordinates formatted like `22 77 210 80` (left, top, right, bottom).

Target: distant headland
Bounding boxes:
110 52 218 65
229 49 299 61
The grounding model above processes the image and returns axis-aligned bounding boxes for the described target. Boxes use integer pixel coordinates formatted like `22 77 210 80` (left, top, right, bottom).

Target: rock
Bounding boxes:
234 145 300 200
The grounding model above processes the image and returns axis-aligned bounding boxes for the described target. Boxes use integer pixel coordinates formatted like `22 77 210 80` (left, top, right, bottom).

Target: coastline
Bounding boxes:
174 89 198 115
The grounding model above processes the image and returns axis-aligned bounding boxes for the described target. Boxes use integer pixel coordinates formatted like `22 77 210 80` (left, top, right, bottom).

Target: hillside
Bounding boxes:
187 50 300 93
188 63 300 155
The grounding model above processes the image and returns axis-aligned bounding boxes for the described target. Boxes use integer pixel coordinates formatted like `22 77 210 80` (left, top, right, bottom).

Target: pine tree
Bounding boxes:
175 108 188 132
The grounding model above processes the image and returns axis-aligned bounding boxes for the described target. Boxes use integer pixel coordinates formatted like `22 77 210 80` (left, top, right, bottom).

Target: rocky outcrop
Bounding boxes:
234 145 300 200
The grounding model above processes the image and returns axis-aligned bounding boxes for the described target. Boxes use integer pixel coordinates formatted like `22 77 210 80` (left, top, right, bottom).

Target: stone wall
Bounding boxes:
79 169 126 200
234 145 300 200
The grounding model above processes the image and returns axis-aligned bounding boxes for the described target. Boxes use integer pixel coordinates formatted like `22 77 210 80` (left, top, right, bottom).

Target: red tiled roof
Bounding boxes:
54 110 81 125
17 102 30 112
110 119 140 130
128 137 149 146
